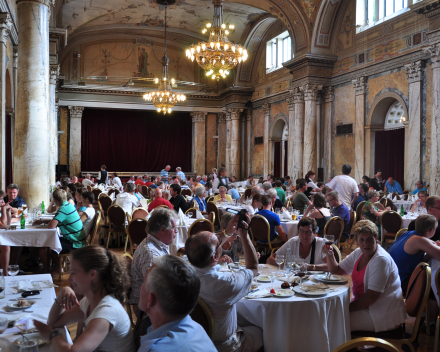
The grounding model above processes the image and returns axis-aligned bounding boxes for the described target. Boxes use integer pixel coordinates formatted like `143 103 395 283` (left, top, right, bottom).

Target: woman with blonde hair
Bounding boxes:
34 246 135 352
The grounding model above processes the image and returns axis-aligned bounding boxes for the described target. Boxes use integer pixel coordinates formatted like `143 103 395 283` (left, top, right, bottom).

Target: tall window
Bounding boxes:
266 31 293 72
356 0 420 32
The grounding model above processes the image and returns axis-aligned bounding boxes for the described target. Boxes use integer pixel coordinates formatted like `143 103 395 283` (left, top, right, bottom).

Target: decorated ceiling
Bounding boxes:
61 0 269 42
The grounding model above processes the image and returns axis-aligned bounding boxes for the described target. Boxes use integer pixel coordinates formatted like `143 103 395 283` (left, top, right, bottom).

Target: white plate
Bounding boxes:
293 286 328 296
315 275 348 284
8 300 36 310
14 333 47 347
256 276 272 283
272 289 294 298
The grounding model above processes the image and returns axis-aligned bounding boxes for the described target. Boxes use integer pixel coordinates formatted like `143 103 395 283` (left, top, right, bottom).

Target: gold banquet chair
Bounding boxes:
341 211 356 255
323 216 344 245
249 214 282 255
106 205 128 249
380 211 402 250
190 297 215 341
188 219 214 237
332 337 399 352
434 267 440 351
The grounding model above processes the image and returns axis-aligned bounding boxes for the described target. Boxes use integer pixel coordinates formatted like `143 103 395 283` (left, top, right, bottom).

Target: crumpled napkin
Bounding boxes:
140 199 149 209
17 281 34 292
178 208 186 226
245 290 272 299
282 208 292 221
195 210 204 219
393 196 397 202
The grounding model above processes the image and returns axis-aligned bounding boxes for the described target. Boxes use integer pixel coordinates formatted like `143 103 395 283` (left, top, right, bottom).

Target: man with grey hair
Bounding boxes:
250 186 260 197
116 183 140 216
326 191 350 241
127 175 136 184
138 255 216 351
131 207 177 306
4 184 25 215
175 167 185 181
185 214 263 352
267 188 285 209
261 181 272 194
82 174 95 188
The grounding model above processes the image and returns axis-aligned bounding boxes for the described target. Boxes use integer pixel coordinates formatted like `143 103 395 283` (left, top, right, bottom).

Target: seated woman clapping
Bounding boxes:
34 246 135 352
325 220 406 332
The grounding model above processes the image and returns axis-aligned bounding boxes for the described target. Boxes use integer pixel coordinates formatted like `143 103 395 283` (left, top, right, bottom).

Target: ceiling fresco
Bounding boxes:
62 0 269 42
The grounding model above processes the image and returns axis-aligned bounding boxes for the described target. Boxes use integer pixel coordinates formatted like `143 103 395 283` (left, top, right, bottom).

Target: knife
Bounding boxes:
13 328 39 335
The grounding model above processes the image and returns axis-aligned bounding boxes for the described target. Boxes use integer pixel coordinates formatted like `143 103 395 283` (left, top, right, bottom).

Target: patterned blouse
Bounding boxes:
362 201 379 223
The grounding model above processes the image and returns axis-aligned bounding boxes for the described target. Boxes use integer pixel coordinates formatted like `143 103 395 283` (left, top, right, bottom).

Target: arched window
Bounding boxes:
384 101 405 130
266 31 292 72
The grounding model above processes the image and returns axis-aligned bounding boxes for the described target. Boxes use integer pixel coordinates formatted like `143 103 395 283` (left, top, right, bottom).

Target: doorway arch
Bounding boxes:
270 114 288 178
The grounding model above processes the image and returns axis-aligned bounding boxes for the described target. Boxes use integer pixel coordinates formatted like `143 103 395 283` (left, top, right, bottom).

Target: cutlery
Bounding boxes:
0 310 33 314
13 328 39 335
9 298 41 301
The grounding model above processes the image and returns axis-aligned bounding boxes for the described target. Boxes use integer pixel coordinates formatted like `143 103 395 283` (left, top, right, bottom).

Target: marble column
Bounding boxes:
68 106 84 177
404 60 423 191
365 126 375 177
316 94 322 170
291 88 304 181
225 111 231 172
323 87 334 180
287 93 295 178
228 108 243 178
263 103 270 177
49 65 59 186
352 77 366 182
14 0 51 209
281 140 286 177
217 113 226 169
12 47 17 170
423 44 440 195
302 84 322 174
246 109 252 176
0 14 11 191
191 112 207 175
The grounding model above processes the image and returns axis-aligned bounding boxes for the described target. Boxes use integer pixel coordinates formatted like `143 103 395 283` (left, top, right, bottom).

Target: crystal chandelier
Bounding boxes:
185 0 248 80
143 2 186 114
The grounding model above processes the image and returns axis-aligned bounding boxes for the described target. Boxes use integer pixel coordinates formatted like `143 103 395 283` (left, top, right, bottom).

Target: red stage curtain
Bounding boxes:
5 114 12 186
81 109 192 172
274 141 281 178
374 128 405 187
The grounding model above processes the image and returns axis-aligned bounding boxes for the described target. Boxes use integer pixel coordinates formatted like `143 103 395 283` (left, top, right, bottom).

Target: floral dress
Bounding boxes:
361 201 381 236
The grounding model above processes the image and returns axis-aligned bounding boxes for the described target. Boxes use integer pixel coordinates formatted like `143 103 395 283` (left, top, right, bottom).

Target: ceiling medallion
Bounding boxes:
185 0 248 80
143 1 186 114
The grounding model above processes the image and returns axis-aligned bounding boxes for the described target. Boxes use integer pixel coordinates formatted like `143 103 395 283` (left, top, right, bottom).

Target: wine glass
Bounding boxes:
19 340 39 351
297 258 308 289
187 211 193 219
0 317 7 334
324 235 335 278
275 255 285 274
8 264 19 277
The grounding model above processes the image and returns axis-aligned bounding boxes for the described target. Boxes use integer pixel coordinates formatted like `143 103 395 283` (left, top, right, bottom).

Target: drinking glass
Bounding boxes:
8 264 19 277
324 235 335 278
268 272 277 290
22 204 27 213
187 212 193 219
275 255 285 274
19 340 39 352
238 255 246 267
17 207 23 216
288 207 293 214
0 317 7 334
298 261 308 289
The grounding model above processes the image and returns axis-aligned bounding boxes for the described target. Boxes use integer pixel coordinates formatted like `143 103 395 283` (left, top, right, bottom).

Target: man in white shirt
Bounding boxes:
127 175 136 184
326 164 358 210
115 183 140 216
212 167 230 194
82 174 94 188
111 173 123 189
245 176 254 188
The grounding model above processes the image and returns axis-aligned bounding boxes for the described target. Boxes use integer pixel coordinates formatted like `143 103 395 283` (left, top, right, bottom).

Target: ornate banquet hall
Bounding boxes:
0 0 439 351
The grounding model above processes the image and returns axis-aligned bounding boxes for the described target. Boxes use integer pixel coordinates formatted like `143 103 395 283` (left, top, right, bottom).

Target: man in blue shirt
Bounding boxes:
175 167 185 181
228 186 240 200
385 177 403 194
326 191 350 242
256 195 288 244
138 255 216 352
3 184 25 216
412 180 427 195
160 165 171 183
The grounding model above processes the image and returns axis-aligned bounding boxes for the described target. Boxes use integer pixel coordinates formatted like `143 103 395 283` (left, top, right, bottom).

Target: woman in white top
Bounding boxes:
79 191 96 237
34 246 135 352
325 220 406 332
267 217 328 268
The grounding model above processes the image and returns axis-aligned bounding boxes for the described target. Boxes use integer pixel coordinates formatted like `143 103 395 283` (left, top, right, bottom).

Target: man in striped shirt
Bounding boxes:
36 189 85 274
160 165 171 183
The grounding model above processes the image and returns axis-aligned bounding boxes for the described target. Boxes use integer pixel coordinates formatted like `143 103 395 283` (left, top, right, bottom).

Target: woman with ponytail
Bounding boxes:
34 246 135 352
304 170 321 193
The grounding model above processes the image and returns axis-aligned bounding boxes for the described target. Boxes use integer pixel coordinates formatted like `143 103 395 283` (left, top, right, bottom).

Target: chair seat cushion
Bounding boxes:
351 325 405 339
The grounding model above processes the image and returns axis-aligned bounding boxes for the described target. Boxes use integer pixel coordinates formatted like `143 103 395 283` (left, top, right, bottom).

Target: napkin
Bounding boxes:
196 210 204 219
140 199 149 209
393 196 397 202
17 281 35 292
109 192 115 201
245 290 272 299
387 193 392 199
178 208 186 226
281 209 292 221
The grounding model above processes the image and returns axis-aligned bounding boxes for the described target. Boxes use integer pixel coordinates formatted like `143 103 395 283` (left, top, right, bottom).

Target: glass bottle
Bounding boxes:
41 201 45 215
20 212 25 229
400 204 404 216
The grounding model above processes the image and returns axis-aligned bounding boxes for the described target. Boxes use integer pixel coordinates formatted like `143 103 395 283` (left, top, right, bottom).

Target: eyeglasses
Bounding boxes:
326 198 336 202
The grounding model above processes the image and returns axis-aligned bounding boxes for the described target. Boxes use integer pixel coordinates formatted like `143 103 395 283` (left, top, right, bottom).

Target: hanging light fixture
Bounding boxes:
143 1 186 114
185 0 248 80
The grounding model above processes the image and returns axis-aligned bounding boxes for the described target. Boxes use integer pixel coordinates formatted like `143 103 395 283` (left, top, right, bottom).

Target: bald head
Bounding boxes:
165 165 171 171
185 231 217 269
154 188 162 198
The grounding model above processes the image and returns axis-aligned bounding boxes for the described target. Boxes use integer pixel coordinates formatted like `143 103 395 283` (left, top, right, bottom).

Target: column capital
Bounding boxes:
423 44 440 69
218 112 226 123
405 60 424 83
50 64 60 85
291 87 304 104
0 13 12 46
324 86 334 102
68 106 84 119
300 84 323 101
262 103 271 116
287 92 295 111
190 111 207 123
352 76 367 95
228 108 243 120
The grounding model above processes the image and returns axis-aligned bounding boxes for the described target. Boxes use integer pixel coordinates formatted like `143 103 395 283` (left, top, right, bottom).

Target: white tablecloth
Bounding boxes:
236 275 351 351
280 220 299 239
0 226 62 253
169 219 197 255
0 274 72 351
394 200 414 212
402 215 416 229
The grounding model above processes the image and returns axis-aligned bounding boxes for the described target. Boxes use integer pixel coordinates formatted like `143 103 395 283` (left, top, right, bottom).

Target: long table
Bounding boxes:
0 274 72 351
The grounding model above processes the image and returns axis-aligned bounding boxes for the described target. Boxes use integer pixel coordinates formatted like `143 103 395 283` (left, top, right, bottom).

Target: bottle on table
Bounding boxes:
0 269 5 299
41 201 45 215
20 212 25 229
400 204 404 216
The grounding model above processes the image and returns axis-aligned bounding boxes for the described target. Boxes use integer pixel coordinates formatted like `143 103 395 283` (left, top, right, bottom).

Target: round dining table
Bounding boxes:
236 266 351 352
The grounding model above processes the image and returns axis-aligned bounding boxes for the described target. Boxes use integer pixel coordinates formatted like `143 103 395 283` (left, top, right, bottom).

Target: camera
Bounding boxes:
225 208 249 229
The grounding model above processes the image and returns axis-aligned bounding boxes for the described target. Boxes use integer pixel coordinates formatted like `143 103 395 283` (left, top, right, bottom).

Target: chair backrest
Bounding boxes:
98 192 108 199
127 218 148 249
92 189 102 200
189 297 215 341
207 211 215 224
405 263 431 320
181 188 192 197
331 244 341 263
155 204 171 210
323 216 344 244
379 197 388 207
394 228 408 241
205 196 213 204
380 211 402 234
249 214 270 243
107 205 127 227
185 207 198 219
206 201 220 226
188 219 214 237
114 189 120 197
108 189 116 197
141 185 150 198
348 210 356 235
244 188 252 200
132 207 148 220
392 192 400 200
386 198 397 211
332 337 400 352
98 196 113 215
374 202 385 211
88 211 102 245
356 201 366 224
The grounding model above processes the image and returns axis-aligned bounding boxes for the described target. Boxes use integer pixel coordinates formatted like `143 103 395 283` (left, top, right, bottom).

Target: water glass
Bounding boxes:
288 207 293 214
275 255 285 273
187 212 193 219
8 265 19 277
19 340 39 352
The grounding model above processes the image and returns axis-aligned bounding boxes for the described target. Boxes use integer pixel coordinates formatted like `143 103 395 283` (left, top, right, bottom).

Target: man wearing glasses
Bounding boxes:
407 195 440 241
185 214 263 352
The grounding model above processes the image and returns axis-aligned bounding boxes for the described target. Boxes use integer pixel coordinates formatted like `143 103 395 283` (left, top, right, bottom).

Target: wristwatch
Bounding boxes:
49 329 61 342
